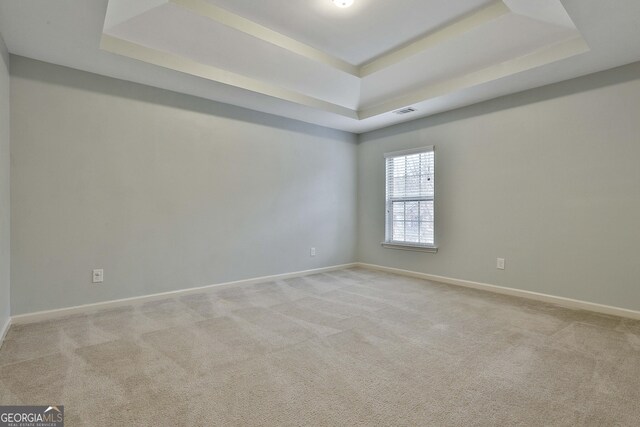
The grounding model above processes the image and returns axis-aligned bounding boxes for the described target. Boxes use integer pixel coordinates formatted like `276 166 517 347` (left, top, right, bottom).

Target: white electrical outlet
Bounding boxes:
92 269 104 283
496 258 505 270
310 247 316 257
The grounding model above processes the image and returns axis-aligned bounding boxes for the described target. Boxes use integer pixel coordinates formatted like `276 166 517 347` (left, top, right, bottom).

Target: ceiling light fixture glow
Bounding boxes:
332 0 354 8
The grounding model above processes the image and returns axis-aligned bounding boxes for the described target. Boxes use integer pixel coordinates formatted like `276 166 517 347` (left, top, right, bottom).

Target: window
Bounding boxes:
383 146 436 252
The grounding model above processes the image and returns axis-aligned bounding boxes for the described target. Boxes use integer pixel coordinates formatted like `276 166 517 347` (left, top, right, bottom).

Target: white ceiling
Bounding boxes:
360 13 577 107
107 3 361 109
1 0 640 133
202 0 494 65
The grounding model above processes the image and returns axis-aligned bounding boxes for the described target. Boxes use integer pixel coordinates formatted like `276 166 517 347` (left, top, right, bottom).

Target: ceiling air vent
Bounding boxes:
394 107 416 115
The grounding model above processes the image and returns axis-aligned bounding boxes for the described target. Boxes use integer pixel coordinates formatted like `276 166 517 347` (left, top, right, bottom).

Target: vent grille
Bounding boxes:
394 107 416 115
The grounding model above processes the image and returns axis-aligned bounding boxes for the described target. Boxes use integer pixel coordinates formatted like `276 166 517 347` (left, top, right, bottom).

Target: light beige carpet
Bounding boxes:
1 267 639 426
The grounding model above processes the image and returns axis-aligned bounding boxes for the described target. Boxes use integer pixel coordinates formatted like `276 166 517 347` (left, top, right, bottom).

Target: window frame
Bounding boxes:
382 146 438 253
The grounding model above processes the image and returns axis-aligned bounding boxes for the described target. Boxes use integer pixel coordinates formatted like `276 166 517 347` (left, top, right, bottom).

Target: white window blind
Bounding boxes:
384 147 435 247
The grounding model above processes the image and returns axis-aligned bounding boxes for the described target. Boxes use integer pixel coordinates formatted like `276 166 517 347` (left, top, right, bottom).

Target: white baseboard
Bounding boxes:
11 261 640 325
0 316 11 349
11 263 357 325
356 263 640 320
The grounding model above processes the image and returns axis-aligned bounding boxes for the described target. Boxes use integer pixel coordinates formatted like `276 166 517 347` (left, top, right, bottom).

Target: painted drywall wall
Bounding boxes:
358 62 640 311
10 56 357 315
0 32 10 329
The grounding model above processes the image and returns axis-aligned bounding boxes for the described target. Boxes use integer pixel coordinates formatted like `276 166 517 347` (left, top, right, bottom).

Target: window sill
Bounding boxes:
381 242 438 253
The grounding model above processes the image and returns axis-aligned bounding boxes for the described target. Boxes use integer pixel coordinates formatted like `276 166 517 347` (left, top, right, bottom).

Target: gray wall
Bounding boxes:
10 56 357 315
0 32 9 327
9 54 640 316
358 62 640 311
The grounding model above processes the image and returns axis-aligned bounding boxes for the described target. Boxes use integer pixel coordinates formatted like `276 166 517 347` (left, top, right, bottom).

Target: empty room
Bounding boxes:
1 0 640 425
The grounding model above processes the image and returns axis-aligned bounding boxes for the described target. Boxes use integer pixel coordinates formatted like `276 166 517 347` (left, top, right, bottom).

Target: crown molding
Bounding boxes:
359 1 510 77
101 0 587 123
170 0 360 76
169 0 510 78
359 36 589 119
101 34 359 119
102 34 588 121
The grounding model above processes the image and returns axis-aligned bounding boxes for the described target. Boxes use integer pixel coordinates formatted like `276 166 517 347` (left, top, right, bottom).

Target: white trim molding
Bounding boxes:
359 0 510 77
100 35 359 119
381 243 438 253
172 0 508 78
0 317 11 350
358 36 589 119
11 262 638 326
11 263 357 325
384 145 434 158
170 0 359 76
101 0 587 123
356 263 640 320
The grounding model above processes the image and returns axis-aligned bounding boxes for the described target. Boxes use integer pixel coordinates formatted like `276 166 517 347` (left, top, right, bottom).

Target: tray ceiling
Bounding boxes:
101 0 586 121
201 0 495 66
2 0 640 132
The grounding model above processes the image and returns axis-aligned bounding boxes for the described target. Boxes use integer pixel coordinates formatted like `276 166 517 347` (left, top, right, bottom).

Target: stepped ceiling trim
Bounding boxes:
161 0 513 78
359 1 510 77
101 32 588 121
169 0 360 76
101 0 586 121
4 0 638 132
100 35 359 118
360 36 589 119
